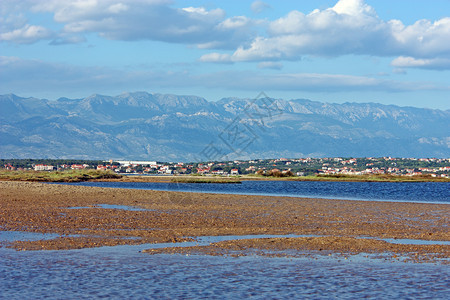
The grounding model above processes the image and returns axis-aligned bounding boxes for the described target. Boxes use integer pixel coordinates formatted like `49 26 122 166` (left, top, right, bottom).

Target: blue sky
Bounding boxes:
1 0 449 109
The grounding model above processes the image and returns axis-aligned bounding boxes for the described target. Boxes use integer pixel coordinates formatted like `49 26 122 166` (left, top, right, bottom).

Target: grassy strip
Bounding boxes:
0 169 122 182
171 176 241 184
2 170 446 183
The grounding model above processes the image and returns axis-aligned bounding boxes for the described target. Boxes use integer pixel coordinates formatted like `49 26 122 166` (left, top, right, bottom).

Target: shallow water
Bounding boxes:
3 231 449 247
1 245 448 299
2 232 449 298
66 204 151 211
59 180 450 203
381 238 450 245
0 231 61 242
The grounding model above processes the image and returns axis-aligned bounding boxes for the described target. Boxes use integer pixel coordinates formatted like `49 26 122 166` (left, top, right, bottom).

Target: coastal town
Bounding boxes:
2 157 450 178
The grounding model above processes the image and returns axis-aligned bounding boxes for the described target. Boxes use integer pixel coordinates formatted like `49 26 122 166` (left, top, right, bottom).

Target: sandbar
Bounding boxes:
0 181 448 263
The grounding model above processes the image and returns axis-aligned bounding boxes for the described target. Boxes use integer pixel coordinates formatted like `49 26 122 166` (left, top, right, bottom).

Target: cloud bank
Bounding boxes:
391 56 450 70
2 0 449 68
1 0 255 49
201 0 450 66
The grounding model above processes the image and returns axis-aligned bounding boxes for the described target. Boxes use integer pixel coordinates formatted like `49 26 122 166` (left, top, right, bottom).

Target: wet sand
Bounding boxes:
0 181 448 263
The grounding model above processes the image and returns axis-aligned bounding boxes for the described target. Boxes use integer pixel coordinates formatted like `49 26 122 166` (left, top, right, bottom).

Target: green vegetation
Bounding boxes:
1 157 449 182
256 169 294 177
0 169 122 182
0 159 111 169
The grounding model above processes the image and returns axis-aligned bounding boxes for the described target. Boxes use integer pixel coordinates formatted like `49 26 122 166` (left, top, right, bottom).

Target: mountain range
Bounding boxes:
1 92 449 161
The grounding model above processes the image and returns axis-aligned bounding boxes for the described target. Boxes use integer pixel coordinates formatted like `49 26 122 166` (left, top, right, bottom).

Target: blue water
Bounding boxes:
1 246 449 299
60 180 450 203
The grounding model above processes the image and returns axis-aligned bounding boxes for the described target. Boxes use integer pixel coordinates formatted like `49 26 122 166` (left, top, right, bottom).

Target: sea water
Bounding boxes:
61 180 450 203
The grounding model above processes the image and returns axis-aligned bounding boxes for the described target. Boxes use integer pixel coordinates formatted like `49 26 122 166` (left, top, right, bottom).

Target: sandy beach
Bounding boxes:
1 181 448 263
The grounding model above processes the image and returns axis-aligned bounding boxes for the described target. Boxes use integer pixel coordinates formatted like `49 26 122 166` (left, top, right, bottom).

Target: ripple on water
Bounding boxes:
0 247 448 299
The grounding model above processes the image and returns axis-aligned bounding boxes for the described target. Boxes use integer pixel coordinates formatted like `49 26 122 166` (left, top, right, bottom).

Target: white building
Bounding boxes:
34 164 55 171
230 169 239 175
114 161 157 166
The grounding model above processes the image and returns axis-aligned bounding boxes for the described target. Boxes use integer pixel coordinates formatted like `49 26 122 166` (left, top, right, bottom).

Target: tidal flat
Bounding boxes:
0 181 448 264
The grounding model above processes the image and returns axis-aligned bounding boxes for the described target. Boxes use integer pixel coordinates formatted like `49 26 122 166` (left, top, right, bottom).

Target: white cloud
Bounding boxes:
251 1 271 14
29 0 251 49
0 4 54 44
2 0 450 66
182 6 224 18
218 16 252 30
331 0 375 16
0 0 254 48
391 56 450 70
199 53 232 63
108 3 129 14
204 0 450 63
0 24 53 44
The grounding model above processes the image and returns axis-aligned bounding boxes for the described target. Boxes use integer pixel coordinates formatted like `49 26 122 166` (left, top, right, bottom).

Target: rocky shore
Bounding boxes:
1 181 448 263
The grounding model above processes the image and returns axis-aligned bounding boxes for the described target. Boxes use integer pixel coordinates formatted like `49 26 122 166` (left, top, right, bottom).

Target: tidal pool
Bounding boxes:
0 231 61 242
65 204 152 211
1 245 448 299
1 231 449 298
382 238 450 245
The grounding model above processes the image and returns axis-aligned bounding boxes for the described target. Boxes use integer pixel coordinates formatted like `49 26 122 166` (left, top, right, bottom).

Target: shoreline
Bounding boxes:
1 181 449 263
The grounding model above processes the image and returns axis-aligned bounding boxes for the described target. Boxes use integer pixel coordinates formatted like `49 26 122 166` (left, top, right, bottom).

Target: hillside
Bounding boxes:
1 92 448 160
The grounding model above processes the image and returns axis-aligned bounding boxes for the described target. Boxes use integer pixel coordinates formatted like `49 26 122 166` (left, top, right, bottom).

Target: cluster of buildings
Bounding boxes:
107 157 450 178
315 157 449 177
39 164 91 171
3 163 92 171
111 161 241 175
318 166 449 177
2 157 449 178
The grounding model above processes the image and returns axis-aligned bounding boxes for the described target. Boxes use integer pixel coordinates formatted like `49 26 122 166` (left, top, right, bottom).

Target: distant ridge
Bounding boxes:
1 92 449 160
